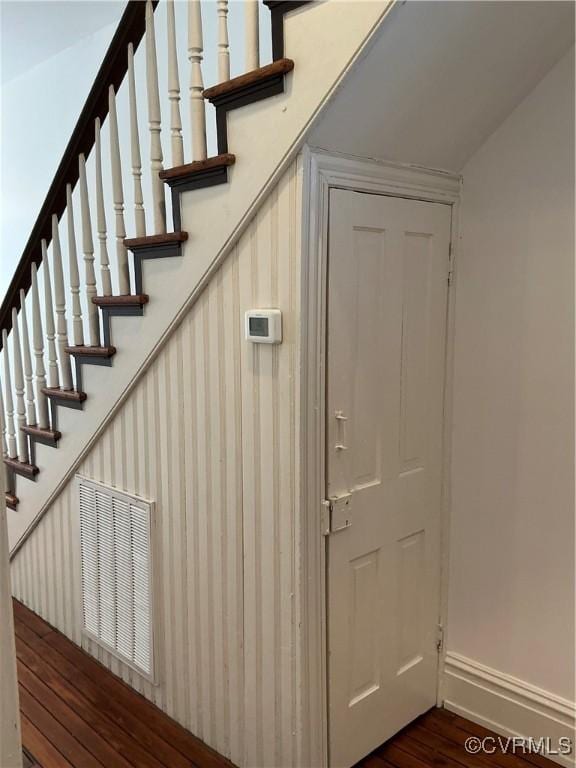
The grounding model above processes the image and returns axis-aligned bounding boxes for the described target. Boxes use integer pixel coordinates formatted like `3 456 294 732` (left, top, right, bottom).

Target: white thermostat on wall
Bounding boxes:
245 309 282 344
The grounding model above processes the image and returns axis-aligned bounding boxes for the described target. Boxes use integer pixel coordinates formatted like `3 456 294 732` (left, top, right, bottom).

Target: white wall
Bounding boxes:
0 21 118 301
448 46 574 705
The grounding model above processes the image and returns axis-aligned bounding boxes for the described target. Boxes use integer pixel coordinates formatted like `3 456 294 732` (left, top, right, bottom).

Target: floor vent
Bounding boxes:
77 476 155 679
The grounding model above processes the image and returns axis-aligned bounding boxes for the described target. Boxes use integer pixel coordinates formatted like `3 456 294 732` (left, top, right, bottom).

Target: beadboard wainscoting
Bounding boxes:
10 157 302 768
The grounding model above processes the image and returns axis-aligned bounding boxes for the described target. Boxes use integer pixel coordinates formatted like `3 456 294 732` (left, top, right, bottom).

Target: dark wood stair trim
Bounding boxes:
6 491 18 510
160 154 236 182
42 387 87 413
64 345 116 358
124 231 188 249
203 59 294 154
203 59 294 102
92 295 149 347
4 457 39 481
92 294 149 307
21 425 61 447
160 155 236 230
124 232 188 294
264 1 312 60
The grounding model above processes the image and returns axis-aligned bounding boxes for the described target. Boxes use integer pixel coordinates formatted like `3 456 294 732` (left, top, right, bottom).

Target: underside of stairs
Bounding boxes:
2 0 392 553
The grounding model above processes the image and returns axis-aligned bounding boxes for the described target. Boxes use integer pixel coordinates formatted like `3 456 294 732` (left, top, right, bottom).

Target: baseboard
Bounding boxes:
442 652 576 767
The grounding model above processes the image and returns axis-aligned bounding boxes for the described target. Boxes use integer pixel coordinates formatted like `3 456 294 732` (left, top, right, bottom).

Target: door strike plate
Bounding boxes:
327 493 352 533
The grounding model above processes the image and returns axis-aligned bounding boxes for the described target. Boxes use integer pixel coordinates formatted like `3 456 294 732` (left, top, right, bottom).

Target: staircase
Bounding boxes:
1 0 391 553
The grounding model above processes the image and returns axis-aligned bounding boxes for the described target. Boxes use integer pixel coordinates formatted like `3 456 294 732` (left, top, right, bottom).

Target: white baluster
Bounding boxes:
11 309 29 463
245 0 260 72
42 240 60 389
188 0 207 161
51 215 73 389
79 153 101 346
1 331 17 459
18 290 36 426
109 86 130 294
66 184 84 346
31 263 49 429
128 42 146 238
0 372 11 489
146 0 167 233
167 0 184 167
95 120 113 297
217 1 231 82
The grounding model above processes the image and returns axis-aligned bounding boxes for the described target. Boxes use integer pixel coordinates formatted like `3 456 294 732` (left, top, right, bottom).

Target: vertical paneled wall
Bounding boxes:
11 156 302 767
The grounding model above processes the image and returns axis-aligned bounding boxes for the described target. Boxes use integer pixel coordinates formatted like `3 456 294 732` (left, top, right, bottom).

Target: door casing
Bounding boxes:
299 146 461 768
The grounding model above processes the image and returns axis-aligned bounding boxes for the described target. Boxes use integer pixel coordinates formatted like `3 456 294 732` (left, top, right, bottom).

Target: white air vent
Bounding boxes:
78 476 155 679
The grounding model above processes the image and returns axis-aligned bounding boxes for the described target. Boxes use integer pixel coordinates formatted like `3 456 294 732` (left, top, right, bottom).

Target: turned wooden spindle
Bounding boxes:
18 289 36 426
1 330 17 459
167 0 184 167
0 374 11 490
245 0 260 72
78 154 101 346
51 215 73 389
217 0 231 82
145 0 167 233
128 42 146 238
30 263 49 430
11 309 29 462
95 119 113 297
188 0 207 162
109 86 130 294
66 184 85 346
42 240 60 389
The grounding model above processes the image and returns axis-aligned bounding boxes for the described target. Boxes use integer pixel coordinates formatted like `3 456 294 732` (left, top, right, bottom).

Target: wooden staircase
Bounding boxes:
1 0 392 554
1 0 307 515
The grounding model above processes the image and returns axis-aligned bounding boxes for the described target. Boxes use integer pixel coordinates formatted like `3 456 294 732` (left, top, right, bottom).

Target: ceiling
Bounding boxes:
310 1 575 172
0 0 124 84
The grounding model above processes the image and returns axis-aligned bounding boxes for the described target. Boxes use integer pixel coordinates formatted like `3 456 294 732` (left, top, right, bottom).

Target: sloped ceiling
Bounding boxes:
310 1 575 172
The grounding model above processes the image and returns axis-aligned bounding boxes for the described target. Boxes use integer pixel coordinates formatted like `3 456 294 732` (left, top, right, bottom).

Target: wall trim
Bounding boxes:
300 145 461 767
443 652 576 767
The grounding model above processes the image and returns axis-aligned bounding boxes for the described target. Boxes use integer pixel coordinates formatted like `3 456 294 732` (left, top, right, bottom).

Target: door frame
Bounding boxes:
299 145 462 767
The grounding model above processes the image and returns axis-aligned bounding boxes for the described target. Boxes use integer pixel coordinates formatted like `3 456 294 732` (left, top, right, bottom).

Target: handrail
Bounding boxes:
0 0 158 347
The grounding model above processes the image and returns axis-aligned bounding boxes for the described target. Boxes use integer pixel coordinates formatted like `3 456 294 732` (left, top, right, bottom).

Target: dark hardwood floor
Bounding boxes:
13 599 234 768
355 707 558 768
14 599 558 768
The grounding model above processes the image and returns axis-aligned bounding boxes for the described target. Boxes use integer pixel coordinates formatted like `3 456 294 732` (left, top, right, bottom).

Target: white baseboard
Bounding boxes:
442 652 576 767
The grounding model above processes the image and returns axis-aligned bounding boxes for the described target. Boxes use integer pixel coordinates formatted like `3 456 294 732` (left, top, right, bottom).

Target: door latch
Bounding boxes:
322 492 352 534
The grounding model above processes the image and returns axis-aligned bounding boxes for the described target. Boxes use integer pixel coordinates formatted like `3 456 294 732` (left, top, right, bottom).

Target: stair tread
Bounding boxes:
203 58 294 102
160 154 236 181
92 294 149 307
6 491 18 509
21 425 62 442
42 387 87 402
4 457 40 478
64 345 116 357
125 231 188 249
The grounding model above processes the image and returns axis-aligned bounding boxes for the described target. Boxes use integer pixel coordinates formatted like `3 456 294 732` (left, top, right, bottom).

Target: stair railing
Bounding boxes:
1 0 276 488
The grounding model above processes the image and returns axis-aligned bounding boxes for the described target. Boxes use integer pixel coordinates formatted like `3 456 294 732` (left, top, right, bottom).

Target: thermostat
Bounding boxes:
245 309 282 344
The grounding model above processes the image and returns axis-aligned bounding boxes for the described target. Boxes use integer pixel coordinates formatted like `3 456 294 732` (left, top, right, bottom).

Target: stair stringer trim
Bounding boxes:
8 0 396 556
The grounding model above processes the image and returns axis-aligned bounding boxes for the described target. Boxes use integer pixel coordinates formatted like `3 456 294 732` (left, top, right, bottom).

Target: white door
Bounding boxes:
326 188 451 767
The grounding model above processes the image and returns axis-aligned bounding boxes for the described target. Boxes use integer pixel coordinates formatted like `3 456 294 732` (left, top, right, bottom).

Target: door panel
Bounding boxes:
327 189 451 768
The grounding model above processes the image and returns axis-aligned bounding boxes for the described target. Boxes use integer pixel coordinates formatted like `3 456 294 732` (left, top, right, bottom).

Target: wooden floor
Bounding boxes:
13 599 234 768
14 599 557 768
355 707 557 768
